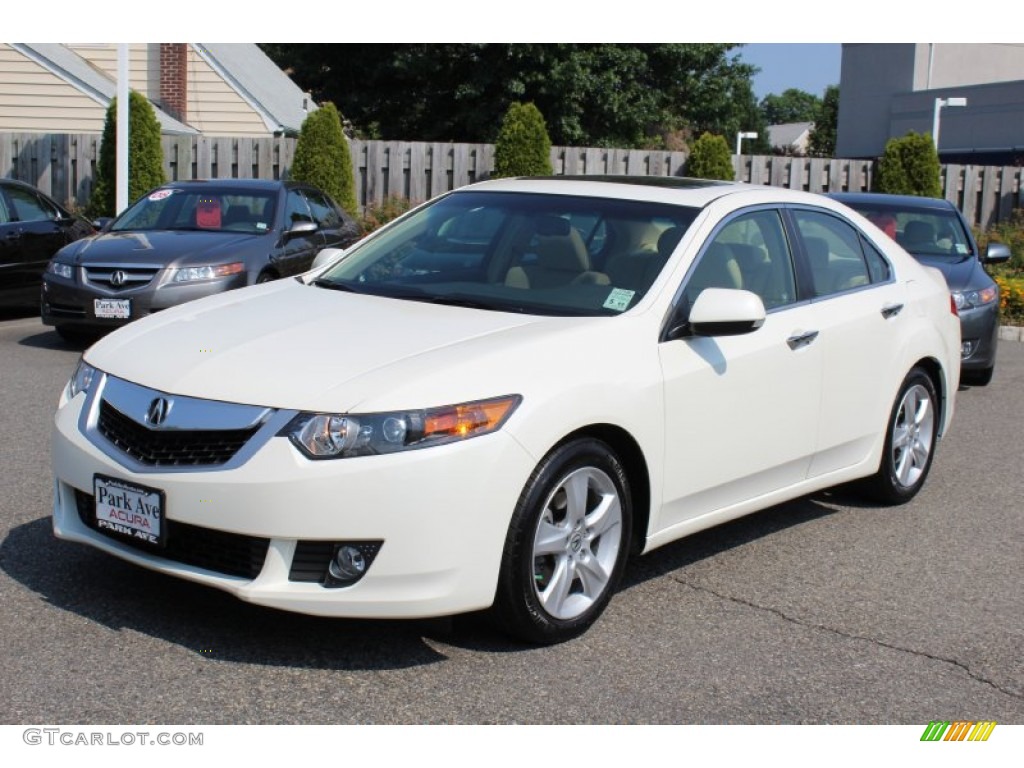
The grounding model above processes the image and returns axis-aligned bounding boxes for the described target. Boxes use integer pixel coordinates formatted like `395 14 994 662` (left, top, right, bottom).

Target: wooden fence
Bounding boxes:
2 132 1022 228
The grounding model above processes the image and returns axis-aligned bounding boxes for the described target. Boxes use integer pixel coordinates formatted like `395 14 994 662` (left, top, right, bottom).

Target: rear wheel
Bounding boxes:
493 438 631 644
859 367 939 504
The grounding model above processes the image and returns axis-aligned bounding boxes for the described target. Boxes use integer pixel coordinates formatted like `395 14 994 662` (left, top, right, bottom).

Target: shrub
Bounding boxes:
874 131 942 198
360 195 414 235
975 209 1024 273
993 274 1024 325
493 102 553 178
89 91 166 217
686 132 735 181
291 103 358 216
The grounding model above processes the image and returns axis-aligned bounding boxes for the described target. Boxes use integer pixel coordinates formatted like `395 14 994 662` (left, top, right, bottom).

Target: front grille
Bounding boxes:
75 490 269 579
98 400 259 467
84 266 160 291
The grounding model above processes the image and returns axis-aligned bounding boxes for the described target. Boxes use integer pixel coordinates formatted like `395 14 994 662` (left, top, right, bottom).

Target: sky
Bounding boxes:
738 44 842 100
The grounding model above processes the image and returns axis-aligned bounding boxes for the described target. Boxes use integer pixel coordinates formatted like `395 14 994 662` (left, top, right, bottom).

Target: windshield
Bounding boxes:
843 201 974 259
317 191 698 316
112 188 277 234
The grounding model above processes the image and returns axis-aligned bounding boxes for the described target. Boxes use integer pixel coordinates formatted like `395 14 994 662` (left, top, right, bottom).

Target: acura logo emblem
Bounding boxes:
146 397 172 426
110 270 127 287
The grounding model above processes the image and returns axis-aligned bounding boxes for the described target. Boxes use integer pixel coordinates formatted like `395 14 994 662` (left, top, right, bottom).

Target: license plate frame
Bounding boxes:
94 298 131 319
93 474 166 548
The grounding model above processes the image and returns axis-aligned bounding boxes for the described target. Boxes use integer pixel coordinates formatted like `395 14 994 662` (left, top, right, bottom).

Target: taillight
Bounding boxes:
950 295 959 317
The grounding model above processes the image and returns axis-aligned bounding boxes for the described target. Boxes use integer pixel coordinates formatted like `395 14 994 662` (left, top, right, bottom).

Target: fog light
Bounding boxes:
961 340 977 359
329 545 366 581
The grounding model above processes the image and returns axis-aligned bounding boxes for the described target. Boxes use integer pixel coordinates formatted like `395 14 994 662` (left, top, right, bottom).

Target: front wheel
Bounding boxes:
493 438 631 644
859 367 939 504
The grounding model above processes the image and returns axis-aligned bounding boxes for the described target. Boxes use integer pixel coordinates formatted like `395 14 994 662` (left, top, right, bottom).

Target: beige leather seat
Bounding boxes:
505 225 608 289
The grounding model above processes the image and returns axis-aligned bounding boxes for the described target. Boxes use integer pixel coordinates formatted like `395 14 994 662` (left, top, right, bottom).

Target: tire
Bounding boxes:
859 367 939 504
962 366 994 387
256 270 277 284
493 438 632 644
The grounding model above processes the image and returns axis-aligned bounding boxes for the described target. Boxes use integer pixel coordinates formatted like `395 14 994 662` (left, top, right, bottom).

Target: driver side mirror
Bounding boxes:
983 242 1012 265
665 288 766 341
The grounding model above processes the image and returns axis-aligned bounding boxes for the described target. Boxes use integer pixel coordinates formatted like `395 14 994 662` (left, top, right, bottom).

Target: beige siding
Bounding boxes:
68 43 153 96
0 44 105 132
185 47 269 137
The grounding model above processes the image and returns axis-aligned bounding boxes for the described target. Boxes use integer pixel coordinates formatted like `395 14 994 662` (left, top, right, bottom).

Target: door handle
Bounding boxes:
881 303 904 319
787 330 819 350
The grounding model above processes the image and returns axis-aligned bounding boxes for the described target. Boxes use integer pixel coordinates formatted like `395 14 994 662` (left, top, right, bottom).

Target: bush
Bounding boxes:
360 195 414 235
975 209 1024 273
686 132 734 181
993 274 1024 325
89 91 166 217
874 131 942 198
291 103 358 216
493 102 553 178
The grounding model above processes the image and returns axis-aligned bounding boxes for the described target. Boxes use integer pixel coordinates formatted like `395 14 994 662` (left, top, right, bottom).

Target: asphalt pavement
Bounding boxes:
0 314 1021 725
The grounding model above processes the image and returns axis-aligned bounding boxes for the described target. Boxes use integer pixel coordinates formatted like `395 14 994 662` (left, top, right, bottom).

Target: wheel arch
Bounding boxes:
549 423 651 556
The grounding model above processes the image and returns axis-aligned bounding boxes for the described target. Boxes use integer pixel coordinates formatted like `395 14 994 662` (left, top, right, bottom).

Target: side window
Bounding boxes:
684 209 797 311
303 190 341 228
285 190 314 226
0 192 11 224
860 236 892 283
7 187 55 223
792 210 871 297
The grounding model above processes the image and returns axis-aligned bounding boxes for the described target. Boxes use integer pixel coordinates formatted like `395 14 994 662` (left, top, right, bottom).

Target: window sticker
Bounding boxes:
955 243 968 254
256 222 268 231
603 288 636 312
148 189 175 202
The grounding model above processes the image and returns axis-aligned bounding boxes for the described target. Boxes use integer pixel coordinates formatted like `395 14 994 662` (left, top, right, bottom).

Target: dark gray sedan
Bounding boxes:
41 179 360 339
830 192 1010 386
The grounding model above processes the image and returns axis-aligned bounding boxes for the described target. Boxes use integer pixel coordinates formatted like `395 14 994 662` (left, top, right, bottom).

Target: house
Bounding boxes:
0 43 313 137
836 43 1024 163
766 122 813 155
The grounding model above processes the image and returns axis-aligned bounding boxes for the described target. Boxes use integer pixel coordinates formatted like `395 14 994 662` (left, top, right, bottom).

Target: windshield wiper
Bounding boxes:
312 278 366 293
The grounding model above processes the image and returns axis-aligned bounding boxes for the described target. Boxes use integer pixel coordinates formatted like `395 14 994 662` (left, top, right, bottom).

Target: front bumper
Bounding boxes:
52 387 536 618
41 271 248 330
958 301 1000 373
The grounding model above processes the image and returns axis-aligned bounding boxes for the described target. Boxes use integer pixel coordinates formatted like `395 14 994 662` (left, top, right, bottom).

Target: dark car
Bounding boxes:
0 179 95 309
41 179 361 339
829 192 1010 386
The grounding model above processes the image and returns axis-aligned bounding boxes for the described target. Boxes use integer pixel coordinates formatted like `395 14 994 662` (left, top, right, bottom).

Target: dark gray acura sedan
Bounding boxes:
41 179 360 340
830 192 1010 386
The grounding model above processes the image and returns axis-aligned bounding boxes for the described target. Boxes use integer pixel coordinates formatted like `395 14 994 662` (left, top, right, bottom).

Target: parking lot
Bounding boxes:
0 312 1021 724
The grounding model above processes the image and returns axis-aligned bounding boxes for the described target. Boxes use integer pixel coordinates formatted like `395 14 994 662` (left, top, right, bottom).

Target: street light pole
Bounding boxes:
736 131 758 156
932 97 967 153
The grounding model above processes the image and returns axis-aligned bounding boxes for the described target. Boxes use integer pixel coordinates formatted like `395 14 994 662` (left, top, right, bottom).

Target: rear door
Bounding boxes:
0 184 67 304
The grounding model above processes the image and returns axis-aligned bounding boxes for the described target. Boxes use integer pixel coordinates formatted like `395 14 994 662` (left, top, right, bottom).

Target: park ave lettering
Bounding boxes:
96 485 159 528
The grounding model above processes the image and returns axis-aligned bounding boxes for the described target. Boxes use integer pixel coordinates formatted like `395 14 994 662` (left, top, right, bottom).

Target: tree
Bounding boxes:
687 133 735 180
290 103 357 216
807 85 839 157
89 91 166 217
493 102 553 178
261 44 762 150
760 88 821 125
874 131 942 198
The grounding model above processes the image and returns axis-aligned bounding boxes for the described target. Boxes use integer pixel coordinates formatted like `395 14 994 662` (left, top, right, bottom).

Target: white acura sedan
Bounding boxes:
52 177 960 643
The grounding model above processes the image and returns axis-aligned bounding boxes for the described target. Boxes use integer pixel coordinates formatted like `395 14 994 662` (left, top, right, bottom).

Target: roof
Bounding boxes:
828 192 957 211
12 43 198 135
767 122 813 149
196 44 313 135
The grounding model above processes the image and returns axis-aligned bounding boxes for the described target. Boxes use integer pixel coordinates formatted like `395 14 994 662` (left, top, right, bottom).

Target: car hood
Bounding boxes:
58 230 267 266
908 254 988 292
83 279 598 413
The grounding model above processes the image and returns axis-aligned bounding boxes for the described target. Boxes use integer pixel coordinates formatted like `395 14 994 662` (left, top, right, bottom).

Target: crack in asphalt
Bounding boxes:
675 577 1024 701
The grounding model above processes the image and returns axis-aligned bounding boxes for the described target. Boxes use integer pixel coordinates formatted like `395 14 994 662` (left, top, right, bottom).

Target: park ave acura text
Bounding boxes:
51 177 960 643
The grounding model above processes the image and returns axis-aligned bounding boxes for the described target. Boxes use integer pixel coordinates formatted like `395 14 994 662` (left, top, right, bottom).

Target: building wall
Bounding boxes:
67 43 155 96
184 46 270 137
838 43 1024 160
0 44 105 132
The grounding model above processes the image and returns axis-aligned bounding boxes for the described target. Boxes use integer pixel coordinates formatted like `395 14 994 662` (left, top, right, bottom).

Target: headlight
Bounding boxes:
952 286 998 310
47 261 74 279
66 359 98 400
171 262 245 283
282 395 521 459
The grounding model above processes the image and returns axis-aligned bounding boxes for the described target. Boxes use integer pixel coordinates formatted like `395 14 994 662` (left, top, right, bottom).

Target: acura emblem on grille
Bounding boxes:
146 397 172 426
110 270 127 286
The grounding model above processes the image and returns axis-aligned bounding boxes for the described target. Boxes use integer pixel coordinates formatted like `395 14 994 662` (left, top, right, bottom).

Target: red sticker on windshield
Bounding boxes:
148 189 174 201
